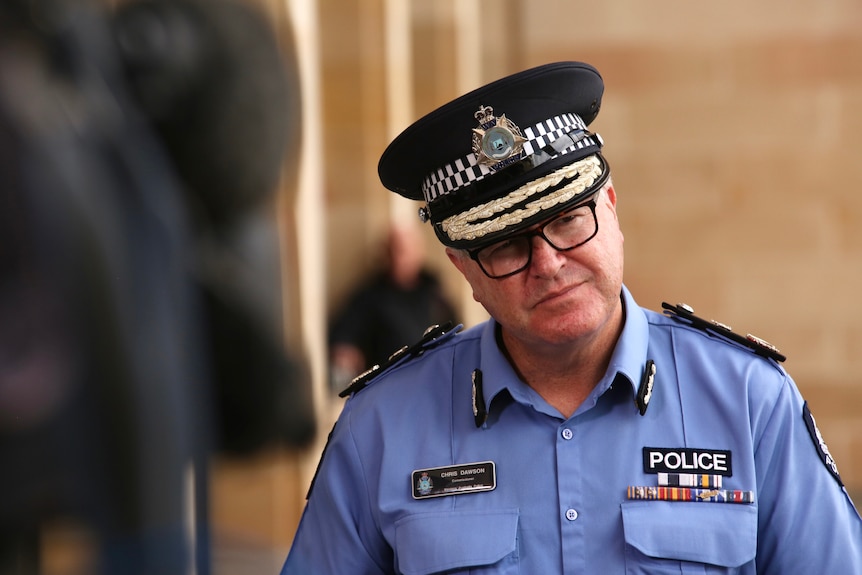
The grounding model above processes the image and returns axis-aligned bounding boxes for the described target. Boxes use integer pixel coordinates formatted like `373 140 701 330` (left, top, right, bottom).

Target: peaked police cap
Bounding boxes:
378 61 609 249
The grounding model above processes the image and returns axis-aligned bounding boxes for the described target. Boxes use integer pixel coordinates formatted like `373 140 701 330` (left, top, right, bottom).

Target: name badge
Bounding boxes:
643 447 733 476
412 461 496 499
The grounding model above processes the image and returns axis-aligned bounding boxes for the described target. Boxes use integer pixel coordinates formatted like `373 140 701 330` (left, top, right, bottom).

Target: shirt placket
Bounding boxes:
557 420 585 573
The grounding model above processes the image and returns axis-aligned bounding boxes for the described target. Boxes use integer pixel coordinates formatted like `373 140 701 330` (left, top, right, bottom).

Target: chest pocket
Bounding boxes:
621 501 757 574
394 508 519 575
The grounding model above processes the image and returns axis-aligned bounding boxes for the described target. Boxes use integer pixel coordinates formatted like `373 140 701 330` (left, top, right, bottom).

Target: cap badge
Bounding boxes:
472 105 527 171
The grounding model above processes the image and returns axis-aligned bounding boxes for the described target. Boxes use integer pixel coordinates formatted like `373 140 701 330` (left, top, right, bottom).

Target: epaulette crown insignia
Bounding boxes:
661 302 786 363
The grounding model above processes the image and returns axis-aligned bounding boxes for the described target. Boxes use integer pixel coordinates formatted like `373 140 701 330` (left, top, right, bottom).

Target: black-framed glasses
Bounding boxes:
467 196 600 279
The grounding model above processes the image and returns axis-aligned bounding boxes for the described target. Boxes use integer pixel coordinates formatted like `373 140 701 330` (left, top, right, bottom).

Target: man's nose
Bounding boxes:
528 234 566 277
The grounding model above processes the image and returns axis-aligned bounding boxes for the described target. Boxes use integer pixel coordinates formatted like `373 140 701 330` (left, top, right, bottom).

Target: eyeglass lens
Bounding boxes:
475 200 598 278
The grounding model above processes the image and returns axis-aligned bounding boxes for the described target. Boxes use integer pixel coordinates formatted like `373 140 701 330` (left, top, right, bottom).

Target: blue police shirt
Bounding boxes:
282 285 862 574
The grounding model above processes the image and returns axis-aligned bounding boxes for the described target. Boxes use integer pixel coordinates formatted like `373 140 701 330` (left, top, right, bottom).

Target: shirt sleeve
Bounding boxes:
280 405 393 575
752 371 862 574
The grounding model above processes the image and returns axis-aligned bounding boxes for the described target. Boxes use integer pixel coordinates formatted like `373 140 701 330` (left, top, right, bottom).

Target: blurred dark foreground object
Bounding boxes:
0 0 313 573
113 0 314 455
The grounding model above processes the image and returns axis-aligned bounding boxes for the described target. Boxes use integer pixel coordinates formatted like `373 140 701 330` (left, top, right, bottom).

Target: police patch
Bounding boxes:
643 447 733 476
802 401 844 487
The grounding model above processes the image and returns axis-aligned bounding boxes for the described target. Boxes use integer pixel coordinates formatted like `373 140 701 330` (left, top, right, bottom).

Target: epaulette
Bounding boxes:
661 302 786 363
338 322 460 398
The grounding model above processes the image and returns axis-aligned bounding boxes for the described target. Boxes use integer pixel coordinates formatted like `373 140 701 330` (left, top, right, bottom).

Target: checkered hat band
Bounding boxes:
421 113 595 203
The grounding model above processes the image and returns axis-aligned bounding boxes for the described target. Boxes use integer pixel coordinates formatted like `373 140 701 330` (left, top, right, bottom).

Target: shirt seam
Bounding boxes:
345 407 391 573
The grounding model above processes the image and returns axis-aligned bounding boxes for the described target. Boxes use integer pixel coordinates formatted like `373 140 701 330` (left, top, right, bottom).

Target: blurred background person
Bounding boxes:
328 221 459 390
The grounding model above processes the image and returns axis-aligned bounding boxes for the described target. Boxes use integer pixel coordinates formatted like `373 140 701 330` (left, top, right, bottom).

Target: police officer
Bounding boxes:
282 62 862 574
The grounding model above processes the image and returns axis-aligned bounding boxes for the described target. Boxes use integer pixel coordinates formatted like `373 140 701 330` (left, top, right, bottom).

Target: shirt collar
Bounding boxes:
605 284 651 398
476 284 650 420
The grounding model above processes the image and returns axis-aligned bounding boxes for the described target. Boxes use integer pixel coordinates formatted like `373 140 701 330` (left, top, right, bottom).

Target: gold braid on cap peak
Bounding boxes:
440 155 603 242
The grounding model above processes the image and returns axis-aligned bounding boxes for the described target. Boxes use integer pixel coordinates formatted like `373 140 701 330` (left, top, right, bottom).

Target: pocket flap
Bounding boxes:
622 501 757 567
394 508 519 575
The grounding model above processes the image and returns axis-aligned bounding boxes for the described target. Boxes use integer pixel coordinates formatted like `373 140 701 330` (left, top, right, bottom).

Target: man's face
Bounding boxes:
447 186 625 349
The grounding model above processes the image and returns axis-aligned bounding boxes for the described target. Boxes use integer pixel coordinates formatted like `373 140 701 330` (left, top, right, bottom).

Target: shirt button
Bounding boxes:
561 428 573 440
565 509 579 521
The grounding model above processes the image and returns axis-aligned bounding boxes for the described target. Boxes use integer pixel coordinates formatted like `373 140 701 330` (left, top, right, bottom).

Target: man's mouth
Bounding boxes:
533 282 582 307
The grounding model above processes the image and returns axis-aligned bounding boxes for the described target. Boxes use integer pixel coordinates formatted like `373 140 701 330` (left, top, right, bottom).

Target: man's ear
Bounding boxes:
605 184 617 207
445 247 469 275
602 184 623 242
